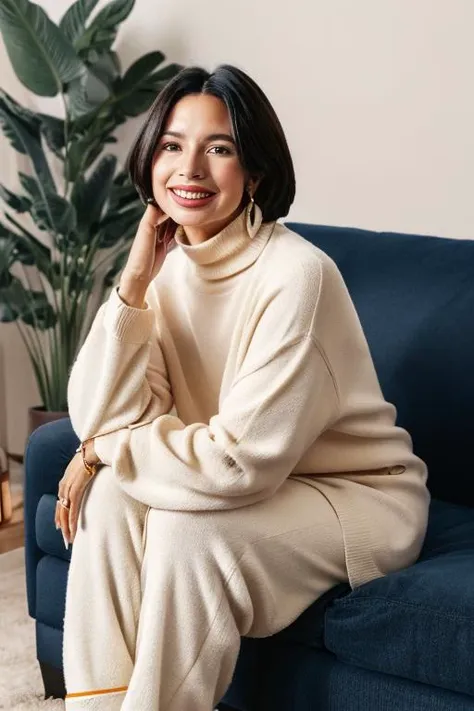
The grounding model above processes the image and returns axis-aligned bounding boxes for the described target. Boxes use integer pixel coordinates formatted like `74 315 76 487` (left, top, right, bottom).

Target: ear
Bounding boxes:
246 175 262 197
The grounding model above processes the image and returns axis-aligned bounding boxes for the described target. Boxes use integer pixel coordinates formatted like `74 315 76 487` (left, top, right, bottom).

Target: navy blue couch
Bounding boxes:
25 223 474 709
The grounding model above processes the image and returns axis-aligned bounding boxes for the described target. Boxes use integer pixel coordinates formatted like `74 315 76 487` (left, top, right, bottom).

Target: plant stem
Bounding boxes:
61 94 70 199
18 263 53 401
15 320 49 406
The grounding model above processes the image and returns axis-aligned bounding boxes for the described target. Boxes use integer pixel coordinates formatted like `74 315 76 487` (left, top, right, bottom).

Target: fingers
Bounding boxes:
57 476 70 548
157 217 176 246
66 480 89 544
144 202 167 226
155 223 169 244
59 496 71 548
54 501 61 532
155 212 169 228
68 488 81 544
57 454 89 549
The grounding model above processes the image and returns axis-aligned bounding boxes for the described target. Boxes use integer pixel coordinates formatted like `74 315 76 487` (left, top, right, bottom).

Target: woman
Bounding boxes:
56 65 430 710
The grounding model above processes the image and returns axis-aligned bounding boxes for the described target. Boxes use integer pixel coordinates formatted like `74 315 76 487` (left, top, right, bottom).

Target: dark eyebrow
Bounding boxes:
161 131 236 145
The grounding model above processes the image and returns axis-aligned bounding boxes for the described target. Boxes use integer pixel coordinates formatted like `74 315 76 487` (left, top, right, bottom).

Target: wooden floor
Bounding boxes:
0 462 24 554
0 503 24 553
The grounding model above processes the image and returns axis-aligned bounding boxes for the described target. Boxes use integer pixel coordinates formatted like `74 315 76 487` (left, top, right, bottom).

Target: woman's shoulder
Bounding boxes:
263 221 342 290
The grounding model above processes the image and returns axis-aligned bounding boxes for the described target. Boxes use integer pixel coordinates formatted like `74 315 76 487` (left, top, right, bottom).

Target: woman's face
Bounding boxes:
151 94 250 244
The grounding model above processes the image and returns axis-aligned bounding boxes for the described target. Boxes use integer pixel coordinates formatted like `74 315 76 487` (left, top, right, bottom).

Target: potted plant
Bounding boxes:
0 0 182 435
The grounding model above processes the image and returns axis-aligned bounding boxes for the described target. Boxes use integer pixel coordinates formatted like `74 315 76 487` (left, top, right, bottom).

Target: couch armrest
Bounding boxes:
24 417 79 617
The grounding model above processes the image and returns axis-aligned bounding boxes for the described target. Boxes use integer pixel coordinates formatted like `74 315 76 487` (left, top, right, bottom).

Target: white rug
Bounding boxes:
0 547 64 710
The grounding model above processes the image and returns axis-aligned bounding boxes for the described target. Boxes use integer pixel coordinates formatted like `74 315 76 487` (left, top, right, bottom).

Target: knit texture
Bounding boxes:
67 207 430 589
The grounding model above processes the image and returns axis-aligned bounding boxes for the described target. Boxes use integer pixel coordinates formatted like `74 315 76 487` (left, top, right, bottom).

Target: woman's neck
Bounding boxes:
181 205 245 245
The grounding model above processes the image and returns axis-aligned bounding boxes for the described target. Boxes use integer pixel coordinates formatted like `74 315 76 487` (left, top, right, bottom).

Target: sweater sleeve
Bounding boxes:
67 285 173 443
94 330 340 511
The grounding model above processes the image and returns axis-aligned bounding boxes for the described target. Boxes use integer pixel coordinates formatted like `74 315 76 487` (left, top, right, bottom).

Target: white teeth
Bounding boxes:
173 189 213 200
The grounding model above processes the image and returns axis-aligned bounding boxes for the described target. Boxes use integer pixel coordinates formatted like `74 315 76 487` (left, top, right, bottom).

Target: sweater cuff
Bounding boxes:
94 429 124 466
103 286 154 344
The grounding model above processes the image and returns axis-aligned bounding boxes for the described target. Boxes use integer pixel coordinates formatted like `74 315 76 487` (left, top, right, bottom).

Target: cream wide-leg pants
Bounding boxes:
63 466 348 711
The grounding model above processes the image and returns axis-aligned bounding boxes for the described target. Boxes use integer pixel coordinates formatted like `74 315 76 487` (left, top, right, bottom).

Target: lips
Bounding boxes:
168 186 217 209
173 188 214 199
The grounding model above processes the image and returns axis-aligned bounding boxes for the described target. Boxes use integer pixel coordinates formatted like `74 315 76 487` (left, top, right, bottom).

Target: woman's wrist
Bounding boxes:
118 277 147 309
84 439 101 466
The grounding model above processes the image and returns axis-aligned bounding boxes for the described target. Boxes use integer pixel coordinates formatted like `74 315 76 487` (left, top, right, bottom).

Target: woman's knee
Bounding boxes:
144 508 242 576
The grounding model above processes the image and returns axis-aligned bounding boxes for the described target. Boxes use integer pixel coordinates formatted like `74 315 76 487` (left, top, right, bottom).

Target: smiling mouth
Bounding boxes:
170 188 215 200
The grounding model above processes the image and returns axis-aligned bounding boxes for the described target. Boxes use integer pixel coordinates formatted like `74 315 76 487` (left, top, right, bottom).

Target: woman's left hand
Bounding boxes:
55 452 94 547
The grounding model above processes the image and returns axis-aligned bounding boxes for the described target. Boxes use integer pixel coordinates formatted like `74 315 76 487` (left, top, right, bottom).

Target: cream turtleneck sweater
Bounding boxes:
67 208 430 589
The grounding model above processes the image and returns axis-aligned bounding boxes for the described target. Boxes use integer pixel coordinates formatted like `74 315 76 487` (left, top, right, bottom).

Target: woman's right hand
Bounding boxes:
119 202 176 307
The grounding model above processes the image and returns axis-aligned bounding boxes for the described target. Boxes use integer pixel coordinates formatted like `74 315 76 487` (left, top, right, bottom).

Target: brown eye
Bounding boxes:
208 145 232 155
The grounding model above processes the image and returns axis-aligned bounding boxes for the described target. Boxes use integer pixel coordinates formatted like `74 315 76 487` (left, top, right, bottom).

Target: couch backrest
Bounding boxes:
286 222 474 508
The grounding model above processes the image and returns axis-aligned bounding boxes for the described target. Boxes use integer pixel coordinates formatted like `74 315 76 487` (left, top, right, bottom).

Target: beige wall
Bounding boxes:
1 0 473 453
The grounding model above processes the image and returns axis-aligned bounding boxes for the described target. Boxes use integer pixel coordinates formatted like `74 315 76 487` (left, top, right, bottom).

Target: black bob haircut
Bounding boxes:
127 64 296 222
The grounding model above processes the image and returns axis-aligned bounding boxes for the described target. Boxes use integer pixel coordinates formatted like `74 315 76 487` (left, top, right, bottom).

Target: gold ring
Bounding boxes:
58 496 70 510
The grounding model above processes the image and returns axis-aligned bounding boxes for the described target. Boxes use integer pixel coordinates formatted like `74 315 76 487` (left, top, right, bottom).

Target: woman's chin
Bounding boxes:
167 207 217 227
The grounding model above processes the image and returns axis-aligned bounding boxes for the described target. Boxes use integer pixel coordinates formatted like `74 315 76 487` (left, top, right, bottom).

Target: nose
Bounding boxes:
178 148 205 180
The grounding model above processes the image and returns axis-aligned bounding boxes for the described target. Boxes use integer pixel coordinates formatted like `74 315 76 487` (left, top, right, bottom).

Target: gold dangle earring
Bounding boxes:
246 187 263 239
248 192 256 228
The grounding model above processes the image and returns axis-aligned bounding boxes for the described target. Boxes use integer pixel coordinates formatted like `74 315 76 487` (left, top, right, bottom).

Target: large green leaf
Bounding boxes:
108 171 139 212
39 114 65 158
0 276 56 328
66 113 122 180
9 234 35 267
0 89 40 131
18 172 41 198
0 98 55 193
67 68 111 119
0 231 17 277
76 0 135 54
0 275 55 327
71 154 117 232
120 51 165 91
59 0 100 46
0 184 31 213
148 63 184 83
0 0 85 97
18 173 77 239
0 91 65 164
0 89 40 153
2 214 52 277
31 194 77 239
0 221 41 269
98 203 142 247
68 101 123 142
20 288 56 329
115 61 183 117
0 280 20 321
117 87 158 117
86 50 121 89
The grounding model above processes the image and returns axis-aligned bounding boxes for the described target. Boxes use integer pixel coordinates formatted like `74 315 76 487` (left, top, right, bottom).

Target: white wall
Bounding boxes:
1 0 473 453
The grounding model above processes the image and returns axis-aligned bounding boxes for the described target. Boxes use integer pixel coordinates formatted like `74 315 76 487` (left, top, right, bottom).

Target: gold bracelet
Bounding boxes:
76 440 98 478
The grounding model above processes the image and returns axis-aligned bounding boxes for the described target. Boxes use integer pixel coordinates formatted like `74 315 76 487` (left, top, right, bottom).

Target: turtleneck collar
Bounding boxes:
173 208 276 281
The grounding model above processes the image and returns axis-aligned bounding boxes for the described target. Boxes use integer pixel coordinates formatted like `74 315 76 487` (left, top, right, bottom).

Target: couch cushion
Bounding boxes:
268 582 351 648
36 554 69 630
286 222 474 508
324 499 474 698
36 494 71 562
257 643 474 711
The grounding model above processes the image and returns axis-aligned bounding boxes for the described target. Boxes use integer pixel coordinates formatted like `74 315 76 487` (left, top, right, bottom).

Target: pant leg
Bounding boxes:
123 477 348 711
64 465 149 711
